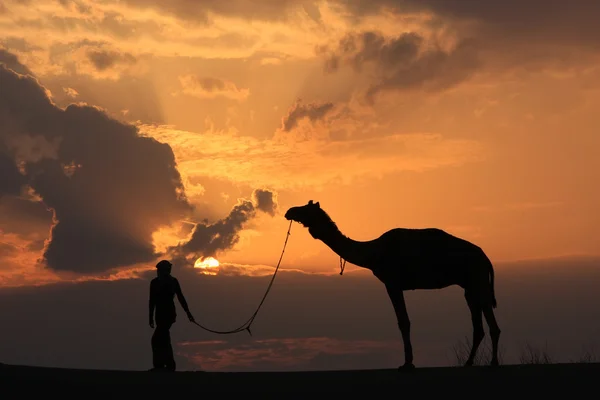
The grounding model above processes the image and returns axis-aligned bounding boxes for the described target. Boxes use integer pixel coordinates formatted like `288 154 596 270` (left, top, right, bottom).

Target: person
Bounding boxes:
148 259 195 372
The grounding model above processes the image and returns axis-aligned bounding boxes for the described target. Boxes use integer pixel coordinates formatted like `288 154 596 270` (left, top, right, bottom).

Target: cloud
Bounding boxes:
2 0 598 88
179 337 402 372
168 188 279 266
338 1 600 42
176 75 250 101
0 54 192 274
252 188 278 216
0 151 25 197
0 195 52 238
140 123 485 191
335 1 600 72
0 0 327 77
318 30 480 102
119 0 321 23
281 99 335 132
62 87 78 98
86 49 137 71
0 47 34 76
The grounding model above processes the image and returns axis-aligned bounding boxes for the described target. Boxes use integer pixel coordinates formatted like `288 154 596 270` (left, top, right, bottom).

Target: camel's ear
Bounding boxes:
308 200 313 205
315 201 320 208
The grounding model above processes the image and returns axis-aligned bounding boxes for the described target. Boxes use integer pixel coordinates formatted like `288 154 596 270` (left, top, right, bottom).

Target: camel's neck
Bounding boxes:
311 224 372 270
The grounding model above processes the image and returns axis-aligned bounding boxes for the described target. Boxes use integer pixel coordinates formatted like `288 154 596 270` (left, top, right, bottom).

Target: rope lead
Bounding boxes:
340 257 347 275
191 220 293 336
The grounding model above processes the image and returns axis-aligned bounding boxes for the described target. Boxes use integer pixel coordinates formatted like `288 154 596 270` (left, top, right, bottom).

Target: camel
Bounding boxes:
284 200 501 370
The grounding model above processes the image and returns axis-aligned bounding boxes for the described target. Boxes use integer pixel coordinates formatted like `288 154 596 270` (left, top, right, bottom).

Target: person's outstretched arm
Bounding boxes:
149 279 156 328
174 278 194 322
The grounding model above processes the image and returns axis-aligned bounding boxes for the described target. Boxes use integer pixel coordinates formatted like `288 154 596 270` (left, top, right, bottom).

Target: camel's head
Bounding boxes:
284 200 321 229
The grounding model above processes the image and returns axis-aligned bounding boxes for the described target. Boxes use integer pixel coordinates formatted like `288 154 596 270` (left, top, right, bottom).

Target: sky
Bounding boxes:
0 0 599 371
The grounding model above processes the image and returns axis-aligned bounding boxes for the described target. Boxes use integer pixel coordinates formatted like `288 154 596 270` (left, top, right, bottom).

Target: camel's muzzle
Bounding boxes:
284 207 303 224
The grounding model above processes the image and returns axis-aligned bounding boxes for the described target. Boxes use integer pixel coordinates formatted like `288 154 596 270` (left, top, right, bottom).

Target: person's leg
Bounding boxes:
164 322 176 371
151 326 165 369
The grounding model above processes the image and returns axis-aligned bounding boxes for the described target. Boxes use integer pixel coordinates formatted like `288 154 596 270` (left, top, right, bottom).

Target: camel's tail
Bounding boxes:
486 255 497 309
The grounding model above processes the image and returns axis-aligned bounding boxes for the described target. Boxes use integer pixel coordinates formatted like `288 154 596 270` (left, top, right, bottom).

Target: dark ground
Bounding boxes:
1 362 598 396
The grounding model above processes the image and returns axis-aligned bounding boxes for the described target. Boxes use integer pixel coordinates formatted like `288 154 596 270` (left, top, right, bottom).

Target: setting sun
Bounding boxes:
194 257 220 275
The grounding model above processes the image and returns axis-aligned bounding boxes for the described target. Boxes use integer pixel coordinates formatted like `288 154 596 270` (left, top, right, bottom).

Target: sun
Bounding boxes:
194 256 220 275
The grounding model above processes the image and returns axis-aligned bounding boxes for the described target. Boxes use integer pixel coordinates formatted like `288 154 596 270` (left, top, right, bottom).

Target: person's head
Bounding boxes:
155 260 172 277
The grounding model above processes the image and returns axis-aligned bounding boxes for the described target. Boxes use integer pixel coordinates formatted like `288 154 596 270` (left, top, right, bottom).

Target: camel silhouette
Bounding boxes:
285 200 501 370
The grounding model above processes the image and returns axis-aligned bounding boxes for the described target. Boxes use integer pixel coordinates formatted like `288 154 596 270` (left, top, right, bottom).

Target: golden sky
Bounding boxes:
2 0 600 286
3 0 599 287
1 0 600 372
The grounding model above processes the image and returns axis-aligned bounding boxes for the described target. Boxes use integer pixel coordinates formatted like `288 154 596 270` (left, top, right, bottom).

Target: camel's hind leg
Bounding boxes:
464 290 484 366
482 304 501 366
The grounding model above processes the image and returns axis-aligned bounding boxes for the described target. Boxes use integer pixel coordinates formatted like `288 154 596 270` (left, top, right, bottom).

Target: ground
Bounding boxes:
1 362 597 396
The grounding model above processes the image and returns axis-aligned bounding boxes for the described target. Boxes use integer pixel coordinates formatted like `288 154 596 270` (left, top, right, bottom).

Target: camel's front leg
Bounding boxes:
385 284 414 370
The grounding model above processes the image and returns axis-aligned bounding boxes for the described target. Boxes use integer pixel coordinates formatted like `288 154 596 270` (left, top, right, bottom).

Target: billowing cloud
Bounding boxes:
318 31 480 102
336 1 600 47
0 54 192 274
168 188 278 266
252 188 278 216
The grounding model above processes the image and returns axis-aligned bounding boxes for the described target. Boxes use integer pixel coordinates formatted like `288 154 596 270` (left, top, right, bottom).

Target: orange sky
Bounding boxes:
2 0 599 287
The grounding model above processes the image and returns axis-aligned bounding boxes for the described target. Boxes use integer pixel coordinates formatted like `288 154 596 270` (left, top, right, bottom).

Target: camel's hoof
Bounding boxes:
398 363 416 372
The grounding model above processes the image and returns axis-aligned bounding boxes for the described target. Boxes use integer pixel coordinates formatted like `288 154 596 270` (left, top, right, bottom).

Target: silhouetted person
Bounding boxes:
149 260 195 372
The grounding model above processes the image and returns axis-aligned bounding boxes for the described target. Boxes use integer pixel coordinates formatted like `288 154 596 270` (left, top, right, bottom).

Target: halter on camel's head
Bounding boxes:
284 200 321 226
285 200 347 274
285 200 337 240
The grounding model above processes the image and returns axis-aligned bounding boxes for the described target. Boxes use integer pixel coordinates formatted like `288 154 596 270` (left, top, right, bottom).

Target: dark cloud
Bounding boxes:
252 188 277 216
168 188 278 266
0 196 52 237
0 50 30 198
337 1 600 49
314 2 600 100
0 152 24 197
0 54 192 274
319 31 480 102
115 0 600 50
86 49 137 71
281 100 335 132
0 48 34 76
